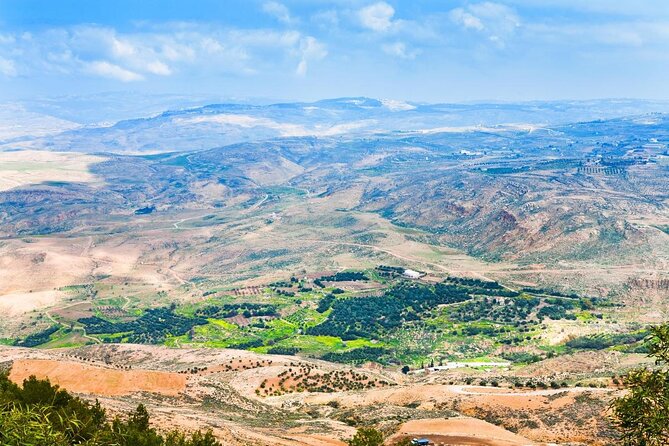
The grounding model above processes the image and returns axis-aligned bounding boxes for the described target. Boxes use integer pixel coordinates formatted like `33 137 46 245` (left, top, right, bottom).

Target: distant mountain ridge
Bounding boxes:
3 96 669 154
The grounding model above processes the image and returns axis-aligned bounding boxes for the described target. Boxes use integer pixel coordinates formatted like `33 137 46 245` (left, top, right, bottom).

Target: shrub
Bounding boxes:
0 373 221 446
348 427 383 446
612 324 669 445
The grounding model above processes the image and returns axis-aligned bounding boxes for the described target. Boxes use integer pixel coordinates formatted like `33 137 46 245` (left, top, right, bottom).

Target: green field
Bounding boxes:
13 267 637 369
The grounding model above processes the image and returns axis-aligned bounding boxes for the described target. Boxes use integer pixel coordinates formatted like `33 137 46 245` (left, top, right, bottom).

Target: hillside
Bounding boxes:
1 343 634 445
1 107 667 271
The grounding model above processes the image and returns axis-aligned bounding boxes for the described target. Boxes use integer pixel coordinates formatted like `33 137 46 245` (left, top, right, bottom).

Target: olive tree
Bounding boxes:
612 324 669 445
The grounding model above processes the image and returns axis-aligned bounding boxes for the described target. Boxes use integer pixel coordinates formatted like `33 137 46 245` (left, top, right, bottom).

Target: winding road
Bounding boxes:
45 305 102 344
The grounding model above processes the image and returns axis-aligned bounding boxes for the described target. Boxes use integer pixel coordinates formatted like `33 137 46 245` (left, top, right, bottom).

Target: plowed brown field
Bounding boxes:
9 359 187 396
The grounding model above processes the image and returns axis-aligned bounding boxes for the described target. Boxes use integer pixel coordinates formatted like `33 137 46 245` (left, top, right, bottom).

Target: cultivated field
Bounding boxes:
0 150 104 191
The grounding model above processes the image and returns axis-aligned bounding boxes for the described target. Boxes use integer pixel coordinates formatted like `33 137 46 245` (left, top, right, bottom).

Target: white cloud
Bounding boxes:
229 29 300 47
0 34 15 45
59 26 177 77
146 60 171 75
358 2 397 32
86 60 144 82
450 2 520 45
296 36 327 76
312 10 339 28
0 23 326 82
505 0 668 18
300 36 327 59
450 9 484 31
0 56 17 76
470 3 520 29
382 41 419 59
526 21 669 47
110 37 137 58
296 60 308 76
262 1 292 24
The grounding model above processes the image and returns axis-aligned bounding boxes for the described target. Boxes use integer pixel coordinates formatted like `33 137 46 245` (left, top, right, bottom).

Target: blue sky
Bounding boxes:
1 0 669 102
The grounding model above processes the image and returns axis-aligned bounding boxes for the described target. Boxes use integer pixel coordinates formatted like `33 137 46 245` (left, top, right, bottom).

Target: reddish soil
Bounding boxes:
226 314 252 326
10 359 187 397
390 418 537 446
230 287 263 296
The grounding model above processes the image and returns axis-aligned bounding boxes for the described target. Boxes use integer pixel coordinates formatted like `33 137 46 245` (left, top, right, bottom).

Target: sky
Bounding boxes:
1 0 669 102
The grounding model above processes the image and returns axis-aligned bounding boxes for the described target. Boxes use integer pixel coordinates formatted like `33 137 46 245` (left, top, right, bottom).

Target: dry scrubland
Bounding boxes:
1 181 659 333
0 344 631 445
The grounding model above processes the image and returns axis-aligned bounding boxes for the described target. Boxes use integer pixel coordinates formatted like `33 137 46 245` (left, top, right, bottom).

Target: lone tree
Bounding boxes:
348 427 384 446
612 324 669 445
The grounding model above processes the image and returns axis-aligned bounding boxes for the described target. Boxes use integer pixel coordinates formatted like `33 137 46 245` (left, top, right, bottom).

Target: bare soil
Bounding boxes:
9 359 187 396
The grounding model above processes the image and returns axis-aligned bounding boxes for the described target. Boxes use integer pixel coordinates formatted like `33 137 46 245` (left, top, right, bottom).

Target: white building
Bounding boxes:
403 269 423 279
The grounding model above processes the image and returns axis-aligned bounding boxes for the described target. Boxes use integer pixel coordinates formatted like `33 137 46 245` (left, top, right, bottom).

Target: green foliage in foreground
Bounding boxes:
347 427 384 446
0 373 220 446
612 324 669 446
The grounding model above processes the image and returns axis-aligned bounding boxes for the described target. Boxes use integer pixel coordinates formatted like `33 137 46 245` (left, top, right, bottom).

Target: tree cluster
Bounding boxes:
613 324 669 445
308 282 471 340
0 373 220 446
78 307 207 343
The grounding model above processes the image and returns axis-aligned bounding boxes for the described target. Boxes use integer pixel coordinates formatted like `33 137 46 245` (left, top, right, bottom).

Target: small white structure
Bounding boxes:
409 362 511 375
403 269 423 279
